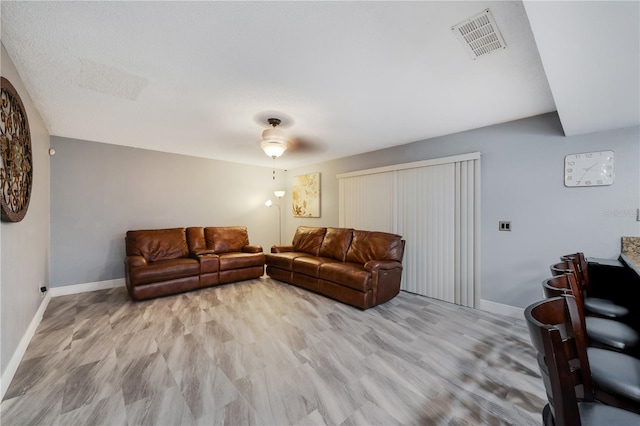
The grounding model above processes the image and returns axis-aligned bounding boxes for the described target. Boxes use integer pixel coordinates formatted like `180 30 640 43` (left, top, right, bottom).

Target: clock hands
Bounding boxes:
576 162 599 184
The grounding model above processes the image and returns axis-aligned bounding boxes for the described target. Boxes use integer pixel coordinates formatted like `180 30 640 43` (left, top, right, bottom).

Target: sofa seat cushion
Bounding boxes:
219 252 265 271
129 258 200 286
293 256 336 277
265 252 311 270
318 262 371 292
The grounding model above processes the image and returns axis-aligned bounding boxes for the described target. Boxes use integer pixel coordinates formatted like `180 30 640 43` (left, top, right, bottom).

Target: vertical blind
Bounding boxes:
337 153 481 308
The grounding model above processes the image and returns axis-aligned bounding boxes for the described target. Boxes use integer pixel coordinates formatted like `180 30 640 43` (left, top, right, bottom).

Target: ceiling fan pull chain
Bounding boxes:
273 156 276 180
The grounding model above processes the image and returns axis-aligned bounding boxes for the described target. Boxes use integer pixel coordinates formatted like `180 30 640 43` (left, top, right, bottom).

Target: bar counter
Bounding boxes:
621 236 640 278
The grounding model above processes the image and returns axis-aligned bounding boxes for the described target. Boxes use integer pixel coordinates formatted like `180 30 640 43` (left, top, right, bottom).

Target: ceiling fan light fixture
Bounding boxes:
261 140 287 158
261 118 288 158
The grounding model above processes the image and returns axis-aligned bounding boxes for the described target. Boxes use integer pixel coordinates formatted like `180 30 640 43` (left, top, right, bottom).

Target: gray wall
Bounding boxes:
1 44 51 377
284 113 640 308
50 137 283 287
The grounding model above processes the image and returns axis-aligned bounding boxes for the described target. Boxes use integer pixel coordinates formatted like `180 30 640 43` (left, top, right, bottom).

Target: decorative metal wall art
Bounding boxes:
292 172 320 217
1 77 33 222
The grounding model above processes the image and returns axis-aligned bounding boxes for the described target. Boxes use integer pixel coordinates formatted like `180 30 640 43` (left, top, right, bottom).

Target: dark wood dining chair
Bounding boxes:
550 259 630 320
560 253 631 319
542 274 639 354
525 296 640 425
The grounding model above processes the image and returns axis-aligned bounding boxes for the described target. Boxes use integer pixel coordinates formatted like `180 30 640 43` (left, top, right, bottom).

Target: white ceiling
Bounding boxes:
1 1 638 169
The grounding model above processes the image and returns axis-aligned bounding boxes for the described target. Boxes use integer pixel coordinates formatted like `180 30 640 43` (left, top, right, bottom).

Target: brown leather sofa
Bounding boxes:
125 226 264 300
265 226 405 309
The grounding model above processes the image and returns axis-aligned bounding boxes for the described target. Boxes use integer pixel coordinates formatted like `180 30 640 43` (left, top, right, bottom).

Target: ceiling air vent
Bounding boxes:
452 8 506 59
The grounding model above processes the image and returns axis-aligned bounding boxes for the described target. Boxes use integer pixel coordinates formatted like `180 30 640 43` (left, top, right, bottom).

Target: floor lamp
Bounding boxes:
265 190 285 245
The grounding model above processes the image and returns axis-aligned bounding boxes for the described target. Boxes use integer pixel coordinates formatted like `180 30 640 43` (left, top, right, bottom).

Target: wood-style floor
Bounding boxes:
1 277 546 425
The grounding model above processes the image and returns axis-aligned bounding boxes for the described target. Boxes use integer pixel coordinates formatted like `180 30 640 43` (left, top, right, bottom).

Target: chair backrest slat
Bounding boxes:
561 252 591 293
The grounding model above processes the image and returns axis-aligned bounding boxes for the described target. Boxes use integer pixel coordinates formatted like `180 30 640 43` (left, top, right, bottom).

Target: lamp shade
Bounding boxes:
274 190 285 198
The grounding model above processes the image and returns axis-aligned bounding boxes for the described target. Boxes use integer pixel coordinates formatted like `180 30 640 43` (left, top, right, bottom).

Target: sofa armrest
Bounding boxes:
365 260 404 306
197 253 219 274
192 249 216 257
125 255 147 269
364 260 403 272
243 245 263 253
271 245 295 253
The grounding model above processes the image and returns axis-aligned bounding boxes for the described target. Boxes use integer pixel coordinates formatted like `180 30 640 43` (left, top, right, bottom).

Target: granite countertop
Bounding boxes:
621 236 640 277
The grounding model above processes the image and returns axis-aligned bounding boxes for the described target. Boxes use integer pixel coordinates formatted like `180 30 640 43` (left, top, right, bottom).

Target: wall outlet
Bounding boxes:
499 221 511 231
39 283 47 297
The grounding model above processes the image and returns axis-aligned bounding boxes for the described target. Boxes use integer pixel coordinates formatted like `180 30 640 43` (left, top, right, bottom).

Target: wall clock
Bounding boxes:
1 77 33 222
564 150 614 187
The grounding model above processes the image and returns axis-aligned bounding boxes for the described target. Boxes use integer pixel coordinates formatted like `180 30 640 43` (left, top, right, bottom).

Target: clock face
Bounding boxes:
564 151 614 187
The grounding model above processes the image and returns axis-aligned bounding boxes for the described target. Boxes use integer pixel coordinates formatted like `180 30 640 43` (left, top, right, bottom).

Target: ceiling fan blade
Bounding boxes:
287 136 327 156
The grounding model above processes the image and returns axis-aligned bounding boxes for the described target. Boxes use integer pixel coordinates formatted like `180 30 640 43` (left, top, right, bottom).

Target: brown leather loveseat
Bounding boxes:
125 226 264 300
265 226 405 309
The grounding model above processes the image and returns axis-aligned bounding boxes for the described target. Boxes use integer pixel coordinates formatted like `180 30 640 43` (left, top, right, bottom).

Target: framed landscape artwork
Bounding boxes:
292 172 320 217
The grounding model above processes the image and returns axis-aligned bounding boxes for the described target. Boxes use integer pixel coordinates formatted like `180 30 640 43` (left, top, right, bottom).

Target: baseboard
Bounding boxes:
49 278 126 297
479 299 524 320
1 292 51 401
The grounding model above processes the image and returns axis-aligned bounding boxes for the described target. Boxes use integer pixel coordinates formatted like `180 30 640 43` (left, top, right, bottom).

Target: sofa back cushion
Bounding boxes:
186 227 206 253
292 226 327 256
205 226 249 253
126 228 189 262
319 227 354 261
346 230 404 264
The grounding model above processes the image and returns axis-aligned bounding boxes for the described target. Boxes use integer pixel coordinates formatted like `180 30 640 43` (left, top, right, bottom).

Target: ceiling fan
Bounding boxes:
255 112 325 162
